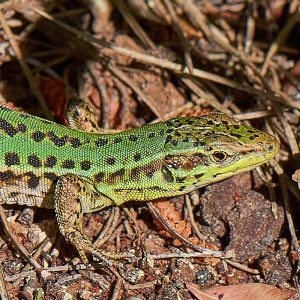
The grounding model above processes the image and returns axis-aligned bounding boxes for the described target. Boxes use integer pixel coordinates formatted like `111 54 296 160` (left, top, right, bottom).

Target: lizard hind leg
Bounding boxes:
54 174 127 264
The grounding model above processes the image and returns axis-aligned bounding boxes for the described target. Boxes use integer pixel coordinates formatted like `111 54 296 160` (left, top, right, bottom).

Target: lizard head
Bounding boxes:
162 113 279 193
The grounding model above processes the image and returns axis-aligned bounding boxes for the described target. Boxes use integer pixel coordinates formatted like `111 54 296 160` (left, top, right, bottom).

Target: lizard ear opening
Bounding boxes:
162 165 174 183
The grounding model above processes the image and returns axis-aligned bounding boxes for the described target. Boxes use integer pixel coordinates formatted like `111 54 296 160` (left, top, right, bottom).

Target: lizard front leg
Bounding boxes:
54 174 127 264
66 97 120 133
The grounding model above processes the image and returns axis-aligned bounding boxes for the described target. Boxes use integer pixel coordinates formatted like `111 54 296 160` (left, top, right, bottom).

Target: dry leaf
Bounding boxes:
153 199 191 246
40 77 67 124
129 70 185 115
187 282 296 300
152 200 219 265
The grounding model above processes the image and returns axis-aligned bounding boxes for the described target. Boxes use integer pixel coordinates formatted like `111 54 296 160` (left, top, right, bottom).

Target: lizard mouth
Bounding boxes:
251 135 280 164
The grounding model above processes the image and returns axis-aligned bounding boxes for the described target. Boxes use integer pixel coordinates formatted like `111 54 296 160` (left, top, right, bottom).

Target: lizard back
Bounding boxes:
0 106 167 208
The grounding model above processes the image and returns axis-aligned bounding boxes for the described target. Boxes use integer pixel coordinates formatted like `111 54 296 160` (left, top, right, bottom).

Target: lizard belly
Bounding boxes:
0 168 56 208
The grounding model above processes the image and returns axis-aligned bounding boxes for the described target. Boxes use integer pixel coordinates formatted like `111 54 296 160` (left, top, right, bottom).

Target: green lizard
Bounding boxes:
0 100 279 263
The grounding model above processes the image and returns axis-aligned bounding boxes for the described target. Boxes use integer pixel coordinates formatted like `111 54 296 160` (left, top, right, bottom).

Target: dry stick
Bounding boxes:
199 78 227 105
275 101 300 157
31 55 69 74
191 44 234 74
244 0 256 54
263 167 279 219
225 259 259 275
147 202 227 257
268 61 300 158
181 78 231 114
0 262 8 300
115 226 122 255
0 205 41 270
177 0 300 113
261 3 300 76
276 59 300 91
27 57 62 79
271 118 289 146
94 207 120 248
224 100 240 115
270 108 300 280
109 269 123 300
114 66 199 120
150 102 195 124
5 251 230 282
259 5 300 160
126 280 158 290
111 0 156 49
270 159 300 274
259 121 278 215
63 8 300 108
15 36 65 51
13 264 98 281
270 160 300 204
257 58 299 158
272 110 298 155
279 175 300 274
22 237 51 272
5 270 55 282
108 64 164 119
286 174 300 204
163 0 194 73
221 257 230 276
266 69 300 276
30 7 300 110
57 274 82 286
52 8 87 18
6 264 96 282
274 104 300 159
175 0 210 37
233 110 273 120
255 40 300 56
18 21 36 41
86 61 110 128
149 251 226 260
122 207 141 246
184 194 206 240
196 78 234 113
0 9 52 120
122 219 134 242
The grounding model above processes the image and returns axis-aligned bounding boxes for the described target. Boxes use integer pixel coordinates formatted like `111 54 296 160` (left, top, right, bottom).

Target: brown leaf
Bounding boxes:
129 70 185 115
186 283 218 300
153 199 191 245
40 77 67 124
187 282 296 300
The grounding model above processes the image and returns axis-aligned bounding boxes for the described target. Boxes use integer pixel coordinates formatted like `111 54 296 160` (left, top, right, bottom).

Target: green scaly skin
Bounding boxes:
0 102 279 263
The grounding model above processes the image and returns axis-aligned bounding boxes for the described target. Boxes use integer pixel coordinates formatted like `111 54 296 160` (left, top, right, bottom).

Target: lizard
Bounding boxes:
0 99 279 264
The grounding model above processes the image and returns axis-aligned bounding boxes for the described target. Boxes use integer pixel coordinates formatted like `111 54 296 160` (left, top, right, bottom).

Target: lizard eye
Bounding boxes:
212 151 227 162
